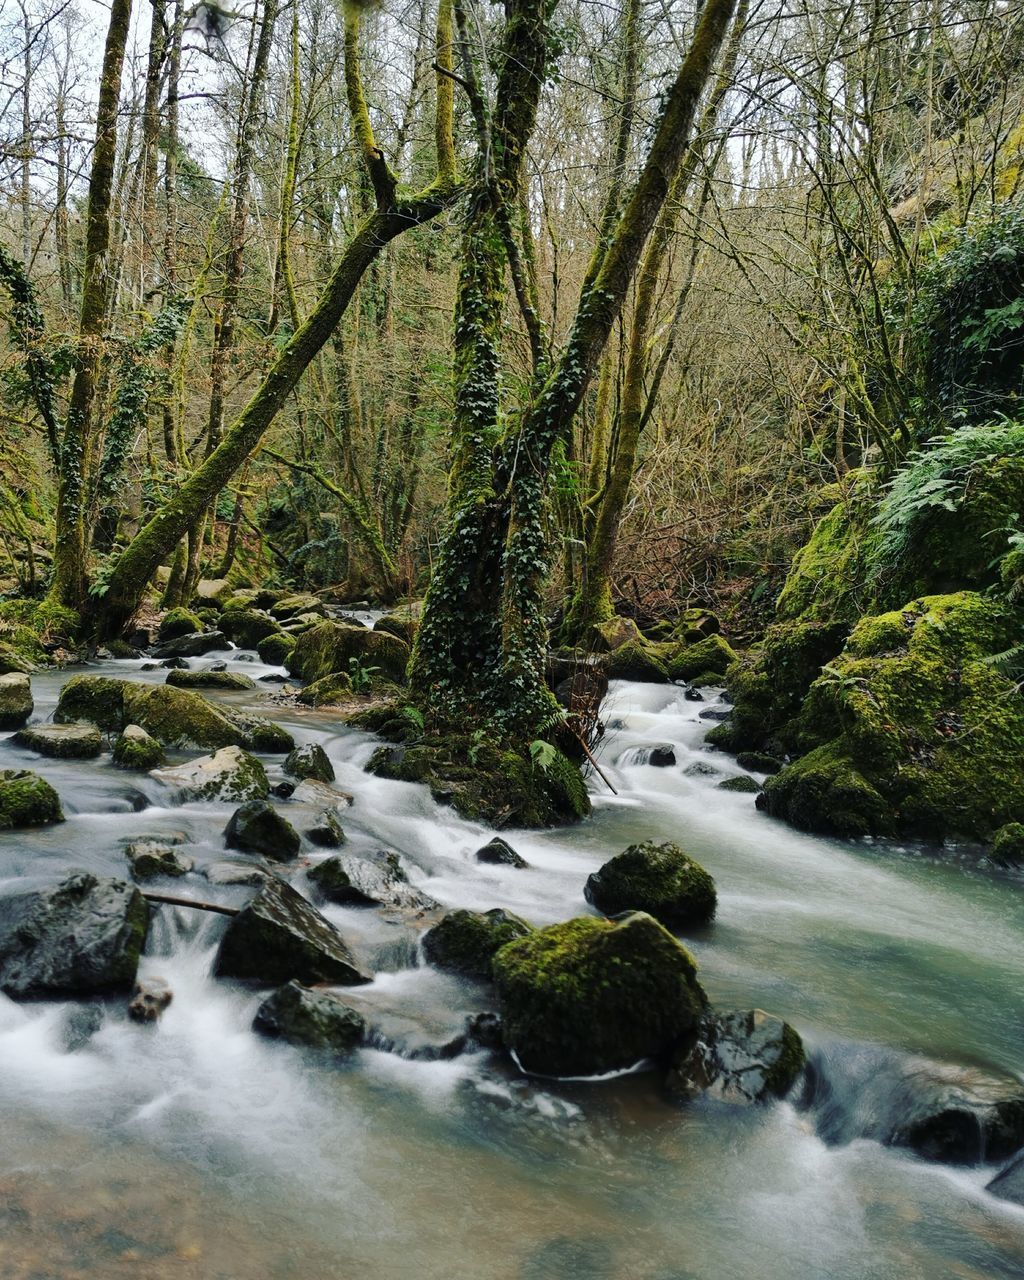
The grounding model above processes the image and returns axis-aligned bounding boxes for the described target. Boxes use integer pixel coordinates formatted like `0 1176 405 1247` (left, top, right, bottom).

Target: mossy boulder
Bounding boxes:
0 768 63 828
761 593 1024 840
775 482 879 625
591 616 644 651
166 669 256 691
112 725 167 770
219 607 283 650
604 640 670 683
152 745 269 803
375 600 424 645
55 675 293 753
991 823 1024 868
295 673 354 706
422 908 534 979
284 743 334 783
367 735 591 827
718 775 761 794
158 607 203 641
125 839 193 879
270 594 325 621
0 641 37 675
0 672 33 729
253 980 365 1051
584 841 717 930
257 632 296 666
225 799 301 860
667 634 737 683
15 722 103 759
287 620 410 683
492 912 708 1077
0 599 80 665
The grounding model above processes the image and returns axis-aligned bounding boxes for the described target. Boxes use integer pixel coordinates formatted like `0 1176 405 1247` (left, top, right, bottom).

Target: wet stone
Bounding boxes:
253 980 365 1051
224 799 301 861
128 977 173 1023
14 722 103 759
125 839 193 880
475 837 529 868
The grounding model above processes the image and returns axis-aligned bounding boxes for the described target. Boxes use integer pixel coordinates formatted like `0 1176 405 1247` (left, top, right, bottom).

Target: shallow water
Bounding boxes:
1 658 1023 1279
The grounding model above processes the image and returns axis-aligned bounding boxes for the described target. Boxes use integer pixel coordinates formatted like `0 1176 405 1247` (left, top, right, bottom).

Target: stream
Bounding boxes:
1 647 1023 1279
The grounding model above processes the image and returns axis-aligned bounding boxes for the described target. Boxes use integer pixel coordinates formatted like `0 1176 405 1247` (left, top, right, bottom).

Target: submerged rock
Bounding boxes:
152 745 269 803
0 672 33 729
165 669 256 691
253 979 365 1051
63 1003 104 1052
0 769 63 828
0 873 149 997
988 1151 1024 1206
225 799 301 860
202 861 269 887
284 742 335 784
475 837 529 868
422 908 534 980
125 839 193 880
718 775 761 794
584 841 716 930
214 877 371 986
308 851 434 910
128 977 173 1023
667 1009 805 1103
492 912 707 1077
14 722 103 759
111 724 166 771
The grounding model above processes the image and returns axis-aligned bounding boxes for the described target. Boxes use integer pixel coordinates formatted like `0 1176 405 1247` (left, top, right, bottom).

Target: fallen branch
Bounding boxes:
142 892 240 917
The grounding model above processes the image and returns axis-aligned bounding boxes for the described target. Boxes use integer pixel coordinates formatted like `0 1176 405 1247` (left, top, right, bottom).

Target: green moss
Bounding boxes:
992 823 1024 867
757 744 894 837
165 669 256 691
667 634 737 682
422 908 534 979
762 1020 807 1098
296 673 355 706
158 607 202 641
112 726 167 770
492 913 708 1077
776 482 879 625
54 674 127 729
288 620 410 683
219 607 282 650
0 641 37 674
604 639 670 683
375 601 424 645
0 768 64 827
718 775 761 794
367 734 591 827
257 632 296 665
584 841 716 930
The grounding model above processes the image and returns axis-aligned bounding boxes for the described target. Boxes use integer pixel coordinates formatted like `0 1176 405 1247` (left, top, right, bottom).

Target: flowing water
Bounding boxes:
1 653 1023 1279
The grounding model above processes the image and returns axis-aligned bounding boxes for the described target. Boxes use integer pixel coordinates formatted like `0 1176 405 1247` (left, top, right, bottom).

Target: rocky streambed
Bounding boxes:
0 646 1023 1278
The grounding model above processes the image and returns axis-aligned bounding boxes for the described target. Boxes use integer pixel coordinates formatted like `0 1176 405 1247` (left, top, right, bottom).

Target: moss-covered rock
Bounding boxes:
284 743 334 783
375 600 424 645
735 751 783 774
0 641 37 675
718 775 761 794
604 639 670 683
14 722 103 759
0 599 80 666
165 669 256 691
287 620 410 684
761 593 1024 840
112 725 166 771
158 607 203 641
152 745 269 803
219 607 283 650
225 799 301 860
55 675 293 752
0 768 63 828
667 634 737 683
270 594 325 621
584 841 716 930
367 735 591 827
492 912 708 1077
422 908 534 979
253 980 365 1051
591 616 645 651
125 839 193 879
0 672 33 729
257 632 296 666
295 673 355 706
991 823 1024 868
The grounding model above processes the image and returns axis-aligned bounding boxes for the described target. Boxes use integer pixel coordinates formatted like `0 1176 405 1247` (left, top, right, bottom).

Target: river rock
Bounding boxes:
214 877 371 986
202 861 269 887
55 675 293 752
152 745 269 803
257 633 296 665
0 768 63 828
0 873 149 997
63 1003 104 1051
193 578 232 605
112 724 166 770
988 1151 1024 1205
290 778 353 814
284 743 335 784
666 1009 806 1104
306 810 346 847
475 837 529 868
253 979 365 1050
492 912 708 1077
805 1040 1024 1164
225 799 301 860
648 744 677 767
296 673 355 706
0 672 33 729
165 669 256 691
14 722 103 759
422 908 533 980
271 594 325 621
584 841 717 930
125 839 193 879
219 608 283 651
128 977 173 1023
151 631 227 658
158 608 203 641
718 775 761 794
286 619 410 683
308 851 434 910
0 642 36 675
